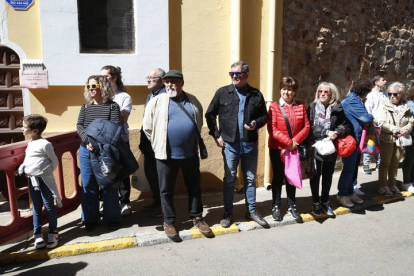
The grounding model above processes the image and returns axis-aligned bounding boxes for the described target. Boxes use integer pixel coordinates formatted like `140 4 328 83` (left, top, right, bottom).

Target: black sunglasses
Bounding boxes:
388 93 400 97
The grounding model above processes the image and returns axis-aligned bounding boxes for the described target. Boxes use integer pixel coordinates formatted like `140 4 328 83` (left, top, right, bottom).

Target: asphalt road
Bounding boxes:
2 197 414 276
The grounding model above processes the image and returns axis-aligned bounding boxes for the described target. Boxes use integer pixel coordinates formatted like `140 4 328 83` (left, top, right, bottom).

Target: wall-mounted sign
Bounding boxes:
19 70 49 89
6 0 34 11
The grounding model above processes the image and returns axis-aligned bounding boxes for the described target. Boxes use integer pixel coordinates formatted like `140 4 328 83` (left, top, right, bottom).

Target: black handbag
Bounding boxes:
175 99 208 159
277 103 309 161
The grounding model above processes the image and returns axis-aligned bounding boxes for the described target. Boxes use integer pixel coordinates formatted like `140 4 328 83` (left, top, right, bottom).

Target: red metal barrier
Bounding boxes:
0 131 81 245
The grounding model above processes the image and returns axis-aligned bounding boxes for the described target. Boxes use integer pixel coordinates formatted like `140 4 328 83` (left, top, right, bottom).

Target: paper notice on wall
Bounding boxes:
19 70 49 89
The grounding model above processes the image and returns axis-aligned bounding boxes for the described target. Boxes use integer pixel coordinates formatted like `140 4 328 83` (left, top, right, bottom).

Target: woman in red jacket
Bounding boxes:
267 77 310 222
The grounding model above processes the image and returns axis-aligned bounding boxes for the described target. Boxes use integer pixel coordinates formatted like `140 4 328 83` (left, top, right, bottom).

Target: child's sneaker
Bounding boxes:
46 231 59 249
34 233 46 249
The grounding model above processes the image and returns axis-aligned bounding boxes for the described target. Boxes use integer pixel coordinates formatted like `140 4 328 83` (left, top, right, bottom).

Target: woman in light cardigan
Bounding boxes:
378 82 414 197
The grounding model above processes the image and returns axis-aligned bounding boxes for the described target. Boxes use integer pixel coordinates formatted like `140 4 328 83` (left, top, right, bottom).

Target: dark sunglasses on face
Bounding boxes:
388 93 400 97
318 90 330 94
229 72 243 78
86 84 100 90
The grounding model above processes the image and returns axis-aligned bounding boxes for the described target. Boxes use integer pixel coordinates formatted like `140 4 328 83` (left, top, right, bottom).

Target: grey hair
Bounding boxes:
313 82 341 107
231 61 249 73
387 82 407 98
156 68 165 78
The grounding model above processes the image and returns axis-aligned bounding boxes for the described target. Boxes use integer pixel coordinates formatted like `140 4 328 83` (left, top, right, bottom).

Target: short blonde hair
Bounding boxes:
313 82 341 107
84 75 114 104
387 82 406 99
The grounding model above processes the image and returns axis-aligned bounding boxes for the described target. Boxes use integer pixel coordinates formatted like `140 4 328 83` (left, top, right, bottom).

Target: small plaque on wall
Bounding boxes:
19 59 48 89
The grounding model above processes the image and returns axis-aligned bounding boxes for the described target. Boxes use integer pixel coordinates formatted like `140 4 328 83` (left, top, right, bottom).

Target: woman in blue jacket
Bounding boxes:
337 79 373 208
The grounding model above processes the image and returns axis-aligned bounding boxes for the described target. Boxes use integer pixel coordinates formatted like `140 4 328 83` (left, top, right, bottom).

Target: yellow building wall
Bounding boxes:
5 0 284 195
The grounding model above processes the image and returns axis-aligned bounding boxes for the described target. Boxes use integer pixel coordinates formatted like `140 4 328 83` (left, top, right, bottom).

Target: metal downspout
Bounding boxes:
264 0 277 190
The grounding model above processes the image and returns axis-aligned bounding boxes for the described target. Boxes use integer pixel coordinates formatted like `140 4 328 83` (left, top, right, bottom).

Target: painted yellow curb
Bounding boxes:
333 206 351 215
0 238 137 265
188 224 239 239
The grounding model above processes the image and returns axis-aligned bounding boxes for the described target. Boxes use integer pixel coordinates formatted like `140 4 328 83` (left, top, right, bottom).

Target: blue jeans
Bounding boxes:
79 145 120 224
338 149 359 196
29 177 57 233
222 141 258 214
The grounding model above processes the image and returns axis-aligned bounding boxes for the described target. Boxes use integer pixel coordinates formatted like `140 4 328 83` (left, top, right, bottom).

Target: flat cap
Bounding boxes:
163 70 183 79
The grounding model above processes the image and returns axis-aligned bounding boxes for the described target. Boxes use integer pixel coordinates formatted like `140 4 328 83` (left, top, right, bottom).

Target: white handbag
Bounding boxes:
312 138 336 155
396 135 412 147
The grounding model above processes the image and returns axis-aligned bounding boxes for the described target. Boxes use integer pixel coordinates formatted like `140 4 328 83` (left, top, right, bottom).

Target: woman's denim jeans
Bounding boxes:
79 145 120 224
337 150 359 196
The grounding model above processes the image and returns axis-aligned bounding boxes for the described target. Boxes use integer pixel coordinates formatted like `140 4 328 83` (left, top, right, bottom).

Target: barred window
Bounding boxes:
77 0 135 53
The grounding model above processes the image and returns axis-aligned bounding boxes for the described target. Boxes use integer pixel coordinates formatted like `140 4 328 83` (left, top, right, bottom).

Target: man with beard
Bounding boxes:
143 70 211 238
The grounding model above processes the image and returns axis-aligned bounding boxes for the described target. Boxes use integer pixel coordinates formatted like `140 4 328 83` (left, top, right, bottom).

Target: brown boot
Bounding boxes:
193 217 212 234
163 222 178 238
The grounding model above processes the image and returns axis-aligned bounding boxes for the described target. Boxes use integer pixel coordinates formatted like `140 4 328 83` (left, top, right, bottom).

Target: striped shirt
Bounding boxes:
76 102 121 146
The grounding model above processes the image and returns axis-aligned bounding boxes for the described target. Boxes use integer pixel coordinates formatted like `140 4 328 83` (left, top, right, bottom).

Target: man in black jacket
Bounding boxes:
205 61 268 228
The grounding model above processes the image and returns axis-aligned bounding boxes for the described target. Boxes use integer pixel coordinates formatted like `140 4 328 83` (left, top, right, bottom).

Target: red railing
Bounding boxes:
0 131 81 245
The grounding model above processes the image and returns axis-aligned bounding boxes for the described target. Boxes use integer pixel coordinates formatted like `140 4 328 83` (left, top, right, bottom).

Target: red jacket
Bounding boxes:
267 101 310 149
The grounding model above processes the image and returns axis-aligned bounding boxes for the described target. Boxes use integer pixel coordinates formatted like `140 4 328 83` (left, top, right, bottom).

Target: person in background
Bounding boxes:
77 75 121 231
402 86 414 193
337 79 373 208
18 114 61 249
267 77 310 222
377 82 414 196
139 68 166 218
307 82 350 216
205 61 269 228
361 74 387 185
101 66 132 217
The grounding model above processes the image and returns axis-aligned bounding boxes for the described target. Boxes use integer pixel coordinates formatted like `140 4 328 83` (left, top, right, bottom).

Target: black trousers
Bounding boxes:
269 148 296 207
118 142 131 204
403 144 414 184
144 151 161 204
156 155 203 225
309 159 335 203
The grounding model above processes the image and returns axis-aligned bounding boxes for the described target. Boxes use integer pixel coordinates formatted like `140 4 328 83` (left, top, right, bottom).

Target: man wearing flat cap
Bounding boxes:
143 70 211 238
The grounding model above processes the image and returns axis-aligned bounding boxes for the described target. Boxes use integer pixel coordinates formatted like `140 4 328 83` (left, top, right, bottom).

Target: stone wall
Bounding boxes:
282 0 414 103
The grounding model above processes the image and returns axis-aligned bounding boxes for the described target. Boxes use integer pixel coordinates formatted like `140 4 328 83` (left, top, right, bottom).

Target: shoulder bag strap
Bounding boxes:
388 110 396 126
175 99 202 141
277 102 293 139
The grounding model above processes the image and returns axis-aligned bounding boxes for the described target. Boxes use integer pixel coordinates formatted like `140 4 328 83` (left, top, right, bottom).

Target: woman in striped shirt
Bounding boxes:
77 75 121 231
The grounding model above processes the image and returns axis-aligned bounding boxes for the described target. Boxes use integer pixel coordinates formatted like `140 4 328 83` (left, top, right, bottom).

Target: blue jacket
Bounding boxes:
86 119 138 191
341 92 373 143
408 100 414 136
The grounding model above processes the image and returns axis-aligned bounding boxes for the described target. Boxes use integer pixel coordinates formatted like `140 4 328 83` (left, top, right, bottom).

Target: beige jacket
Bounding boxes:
143 92 203 160
378 100 414 143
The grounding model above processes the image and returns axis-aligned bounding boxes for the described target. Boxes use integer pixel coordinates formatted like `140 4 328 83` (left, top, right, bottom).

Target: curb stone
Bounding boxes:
0 191 411 265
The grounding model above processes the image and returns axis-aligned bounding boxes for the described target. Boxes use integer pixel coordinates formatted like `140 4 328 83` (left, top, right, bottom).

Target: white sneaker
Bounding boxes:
354 187 365 196
401 183 413 191
46 232 59 249
120 204 131 217
408 185 414 194
34 233 46 249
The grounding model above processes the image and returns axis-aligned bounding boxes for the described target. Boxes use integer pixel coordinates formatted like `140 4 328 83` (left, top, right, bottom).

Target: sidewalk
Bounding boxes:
0 167 412 265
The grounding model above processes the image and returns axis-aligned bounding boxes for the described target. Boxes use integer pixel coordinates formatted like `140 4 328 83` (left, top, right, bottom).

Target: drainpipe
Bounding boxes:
231 0 241 63
263 0 277 190
231 0 244 192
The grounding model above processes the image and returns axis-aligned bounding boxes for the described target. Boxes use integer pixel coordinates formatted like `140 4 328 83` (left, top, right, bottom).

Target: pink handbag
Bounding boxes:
283 148 303 190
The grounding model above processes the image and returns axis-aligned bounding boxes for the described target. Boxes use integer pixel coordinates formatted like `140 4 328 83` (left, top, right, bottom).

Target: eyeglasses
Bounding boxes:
86 84 100 90
388 93 400 97
146 76 160 80
229 72 244 77
318 90 330 94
